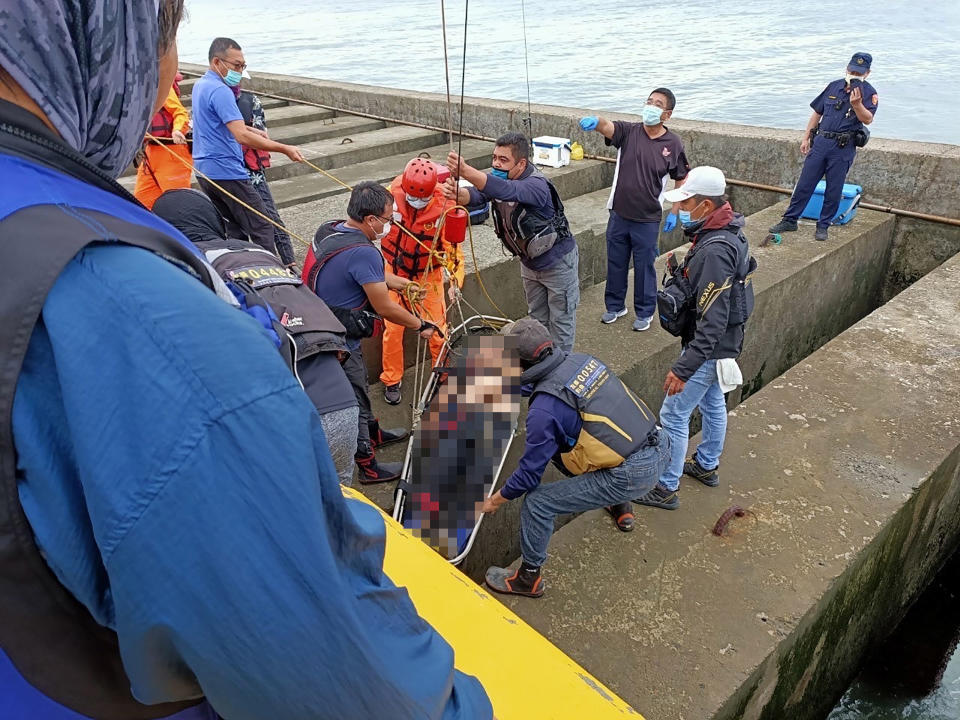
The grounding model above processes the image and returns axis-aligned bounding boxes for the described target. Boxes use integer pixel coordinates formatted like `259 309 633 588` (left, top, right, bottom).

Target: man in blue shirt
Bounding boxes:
769 52 878 242
0 2 491 718
480 318 669 599
445 134 580 353
310 181 439 483
192 37 304 263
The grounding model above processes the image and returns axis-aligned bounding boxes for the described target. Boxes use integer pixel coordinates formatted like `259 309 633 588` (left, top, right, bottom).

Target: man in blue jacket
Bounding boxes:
481 318 669 598
0 2 491 719
446 134 580 353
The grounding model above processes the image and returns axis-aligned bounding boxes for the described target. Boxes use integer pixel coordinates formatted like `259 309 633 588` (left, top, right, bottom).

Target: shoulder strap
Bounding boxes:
0 205 207 718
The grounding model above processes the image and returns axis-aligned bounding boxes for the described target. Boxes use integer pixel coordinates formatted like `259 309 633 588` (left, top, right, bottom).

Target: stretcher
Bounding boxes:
348 486 640 718
391 314 519 565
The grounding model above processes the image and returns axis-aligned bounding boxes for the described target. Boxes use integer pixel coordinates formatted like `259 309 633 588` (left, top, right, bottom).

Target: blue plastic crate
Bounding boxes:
801 181 862 225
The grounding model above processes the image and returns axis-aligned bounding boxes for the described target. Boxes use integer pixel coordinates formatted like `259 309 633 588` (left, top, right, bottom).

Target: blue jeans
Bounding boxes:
658 358 727 491
519 429 670 567
604 210 660 319
520 245 580 353
783 135 857 228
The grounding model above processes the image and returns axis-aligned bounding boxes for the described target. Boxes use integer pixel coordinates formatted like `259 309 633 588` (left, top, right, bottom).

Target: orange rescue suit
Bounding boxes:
379 177 466 387
134 87 193 209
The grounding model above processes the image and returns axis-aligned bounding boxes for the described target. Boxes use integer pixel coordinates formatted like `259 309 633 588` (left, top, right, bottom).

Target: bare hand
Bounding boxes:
419 326 436 340
284 145 304 162
448 283 459 303
406 281 427 303
800 136 811 155
663 370 686 396
478 491 507 515
850 86 863 107
171 129 188 145
441 177 458 200
446 150 466 177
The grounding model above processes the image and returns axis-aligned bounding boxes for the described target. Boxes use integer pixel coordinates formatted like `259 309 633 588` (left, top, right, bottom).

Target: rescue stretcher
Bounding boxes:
391 313 519 565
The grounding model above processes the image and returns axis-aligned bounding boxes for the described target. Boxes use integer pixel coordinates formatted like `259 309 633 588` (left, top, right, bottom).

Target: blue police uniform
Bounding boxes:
781 52 878 229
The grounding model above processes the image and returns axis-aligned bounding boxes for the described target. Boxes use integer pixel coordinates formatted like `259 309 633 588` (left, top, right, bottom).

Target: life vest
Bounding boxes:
490 167 572 260
381 177 461 279
306 221 384 339
0 119 215 718
147 105 174 139
529 353 658 476
236 91 271 172
197 238 348 363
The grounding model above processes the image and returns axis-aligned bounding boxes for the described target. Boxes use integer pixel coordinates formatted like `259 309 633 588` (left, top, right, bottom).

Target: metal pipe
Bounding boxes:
181 73 960 230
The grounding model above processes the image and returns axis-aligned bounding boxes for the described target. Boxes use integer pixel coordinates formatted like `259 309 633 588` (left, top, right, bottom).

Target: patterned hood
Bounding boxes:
0 1 161 178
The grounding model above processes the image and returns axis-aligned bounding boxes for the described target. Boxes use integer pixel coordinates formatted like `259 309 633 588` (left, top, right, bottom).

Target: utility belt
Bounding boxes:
329 304 383 340
814 127 869 149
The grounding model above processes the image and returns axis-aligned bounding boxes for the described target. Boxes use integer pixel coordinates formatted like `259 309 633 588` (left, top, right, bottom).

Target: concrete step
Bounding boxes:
182 93 288 112
266 115 385 148
269 138 493 210
261 104 335 128
501 247 960 720
266 126 448 182
178 77 197 94
363 202 898 581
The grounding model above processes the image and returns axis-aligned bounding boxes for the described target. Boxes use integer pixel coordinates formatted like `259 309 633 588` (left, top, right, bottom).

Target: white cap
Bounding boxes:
663 166 726 202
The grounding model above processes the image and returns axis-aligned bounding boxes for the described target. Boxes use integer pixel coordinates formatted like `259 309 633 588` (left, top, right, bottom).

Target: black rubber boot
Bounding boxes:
814 225 829 242
605 502 635 532
355 450 402 484
485 563 545 598
368 419 409 448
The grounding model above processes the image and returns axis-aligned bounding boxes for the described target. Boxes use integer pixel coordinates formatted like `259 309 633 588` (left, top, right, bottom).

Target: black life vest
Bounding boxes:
308 221 384 339
490 167 572 260
197 238 348 362
529 352 658 476
0 106 212 718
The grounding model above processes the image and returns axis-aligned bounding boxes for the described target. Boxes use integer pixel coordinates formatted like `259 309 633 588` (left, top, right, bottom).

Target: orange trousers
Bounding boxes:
380 267 447 387
133 144 193 209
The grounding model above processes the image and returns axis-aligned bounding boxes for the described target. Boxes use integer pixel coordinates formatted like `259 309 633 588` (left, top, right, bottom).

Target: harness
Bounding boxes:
0 115 210 718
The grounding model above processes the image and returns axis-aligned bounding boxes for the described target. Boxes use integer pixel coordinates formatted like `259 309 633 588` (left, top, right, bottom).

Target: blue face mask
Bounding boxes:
641 104 664 126
678 202 706 229
490 168 509 180
223 69 243 87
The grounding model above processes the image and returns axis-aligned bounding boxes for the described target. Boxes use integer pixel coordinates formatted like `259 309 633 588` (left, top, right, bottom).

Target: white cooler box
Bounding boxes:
532 136 571 168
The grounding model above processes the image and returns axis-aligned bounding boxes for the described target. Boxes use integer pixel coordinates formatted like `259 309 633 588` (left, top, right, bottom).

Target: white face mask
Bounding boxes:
375 221 391 240
406 194 430 210
845 72 865 85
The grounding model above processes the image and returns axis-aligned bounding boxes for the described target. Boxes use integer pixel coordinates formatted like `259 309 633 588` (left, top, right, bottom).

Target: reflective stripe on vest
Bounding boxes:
532 353 657 475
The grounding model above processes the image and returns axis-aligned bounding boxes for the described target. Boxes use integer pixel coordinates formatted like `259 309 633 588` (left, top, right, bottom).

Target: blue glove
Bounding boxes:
579 116 598 132
663 213 677 233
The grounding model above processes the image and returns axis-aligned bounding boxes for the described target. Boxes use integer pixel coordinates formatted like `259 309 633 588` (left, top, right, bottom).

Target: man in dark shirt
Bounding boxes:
446 134 580 353
770 52 878 242
580 88 689 331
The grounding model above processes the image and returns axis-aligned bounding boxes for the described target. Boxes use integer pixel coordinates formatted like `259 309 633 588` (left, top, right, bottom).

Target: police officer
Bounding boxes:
481 318 669 598
636 167 755 512
769 52 878 242
445 134 580 353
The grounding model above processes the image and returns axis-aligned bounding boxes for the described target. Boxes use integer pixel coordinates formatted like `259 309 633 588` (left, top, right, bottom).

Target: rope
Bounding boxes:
440 0 454 149
455 0 469 186
145 133 305 243
520 0 533 137
300 157 353 190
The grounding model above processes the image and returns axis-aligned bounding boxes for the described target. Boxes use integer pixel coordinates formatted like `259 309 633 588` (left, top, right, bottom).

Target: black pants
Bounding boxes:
340 343 373 455
197 176 278 257
250 171 296 266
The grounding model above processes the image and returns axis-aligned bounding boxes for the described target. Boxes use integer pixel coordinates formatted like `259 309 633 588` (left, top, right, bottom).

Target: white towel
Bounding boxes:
716 358 743 393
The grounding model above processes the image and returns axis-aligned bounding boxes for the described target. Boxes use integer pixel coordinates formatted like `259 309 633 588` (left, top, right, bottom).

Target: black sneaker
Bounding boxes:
354 451 402 484
485 564 545 598
368 419 408 448
683 457 719 487
384 382 402 405
814 225 829 242
605 502 635 532
635 483 679 510
769 218 798 234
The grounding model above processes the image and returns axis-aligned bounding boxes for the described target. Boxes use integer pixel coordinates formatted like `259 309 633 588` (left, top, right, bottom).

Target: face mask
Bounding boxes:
642 104 664 126
221 65 243 87
845 73 863 86
678 201 707 229
375 221 391 240
490 167 509 180
406 194 430 209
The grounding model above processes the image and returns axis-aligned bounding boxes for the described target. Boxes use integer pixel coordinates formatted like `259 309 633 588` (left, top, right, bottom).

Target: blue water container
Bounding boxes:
801 181 862 225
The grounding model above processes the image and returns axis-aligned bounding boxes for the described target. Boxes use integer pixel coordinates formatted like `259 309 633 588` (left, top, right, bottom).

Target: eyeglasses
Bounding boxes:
372 214 392 224
217 57 247 71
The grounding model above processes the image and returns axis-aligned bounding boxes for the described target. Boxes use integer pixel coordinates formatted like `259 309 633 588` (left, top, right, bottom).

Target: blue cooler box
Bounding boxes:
801 181 862 225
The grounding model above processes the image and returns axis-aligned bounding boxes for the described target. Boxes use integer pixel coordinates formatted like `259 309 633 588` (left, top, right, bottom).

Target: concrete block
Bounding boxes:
262 104 335 128
503 249 960 720
267 116 385 147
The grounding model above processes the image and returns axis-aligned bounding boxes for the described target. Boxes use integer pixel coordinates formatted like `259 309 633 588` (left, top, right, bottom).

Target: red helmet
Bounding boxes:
401 158 438 199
